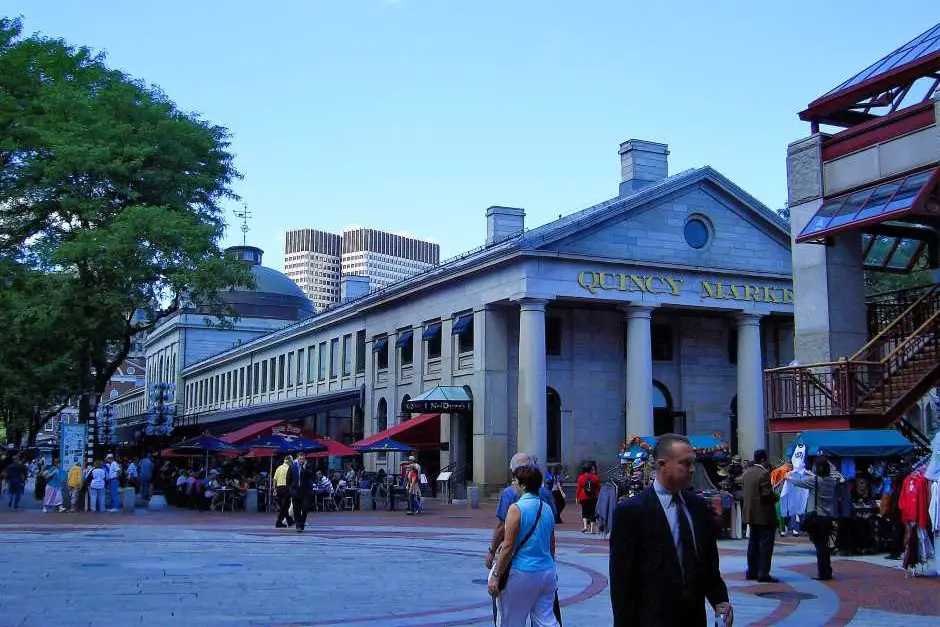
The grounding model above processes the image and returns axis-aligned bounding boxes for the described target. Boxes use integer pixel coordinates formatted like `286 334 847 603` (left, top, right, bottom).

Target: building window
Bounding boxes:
307 346 316 382
330 338 340 378
728 327 738 365
253 363 260 395
424 321 442 359
453 313 474 354
238 368 245 399
684 215 711 249
397 328 414 365
261 361 268 393
277 355 285 390
297 348 305 385
652 323 674 362
287 352 295 387
318 343 327 381
546 317 562 356
374 335 389 370
355 330 366 374
342 334 352 376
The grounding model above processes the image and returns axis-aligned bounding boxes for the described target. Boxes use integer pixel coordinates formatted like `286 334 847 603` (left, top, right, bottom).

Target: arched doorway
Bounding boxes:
653 381 675 436
400 395 411 422
376 397 388 432
547 388 562 463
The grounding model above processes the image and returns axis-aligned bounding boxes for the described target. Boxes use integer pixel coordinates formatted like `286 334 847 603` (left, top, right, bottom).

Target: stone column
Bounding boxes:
624 306 654 437
517 299 548 466
736 313 766 457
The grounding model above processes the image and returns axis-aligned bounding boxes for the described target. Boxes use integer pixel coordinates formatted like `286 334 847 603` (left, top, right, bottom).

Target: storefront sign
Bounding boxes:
576 271 793 305
60 423 87 468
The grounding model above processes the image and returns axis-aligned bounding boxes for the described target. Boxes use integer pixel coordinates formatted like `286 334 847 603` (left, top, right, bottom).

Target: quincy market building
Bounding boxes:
174 140 795 490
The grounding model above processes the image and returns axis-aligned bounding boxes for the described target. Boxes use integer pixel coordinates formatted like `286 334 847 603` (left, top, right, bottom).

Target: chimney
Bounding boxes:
485 206 525 245
619 139 669 196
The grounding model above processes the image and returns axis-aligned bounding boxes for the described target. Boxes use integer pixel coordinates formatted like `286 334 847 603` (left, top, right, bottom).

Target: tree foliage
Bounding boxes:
0 16 253 427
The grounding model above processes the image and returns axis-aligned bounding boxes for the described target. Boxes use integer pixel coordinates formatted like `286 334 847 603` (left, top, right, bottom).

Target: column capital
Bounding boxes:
516 297 550 312
621 304 655 320
736 312 764 327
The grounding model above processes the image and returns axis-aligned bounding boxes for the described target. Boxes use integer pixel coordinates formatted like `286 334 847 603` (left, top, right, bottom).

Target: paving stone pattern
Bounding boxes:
0 507 938 626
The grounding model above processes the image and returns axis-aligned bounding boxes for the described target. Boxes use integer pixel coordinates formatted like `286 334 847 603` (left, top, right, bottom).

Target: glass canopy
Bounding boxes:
821 23 940 98
861 234 927 272
797 168 938 243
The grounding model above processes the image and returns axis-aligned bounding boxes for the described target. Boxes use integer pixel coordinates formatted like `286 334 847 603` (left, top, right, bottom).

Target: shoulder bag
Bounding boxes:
801 476 820 535
496 500 544 591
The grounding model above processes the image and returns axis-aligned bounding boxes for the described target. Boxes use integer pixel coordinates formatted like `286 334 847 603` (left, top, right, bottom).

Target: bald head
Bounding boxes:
509 452 534 472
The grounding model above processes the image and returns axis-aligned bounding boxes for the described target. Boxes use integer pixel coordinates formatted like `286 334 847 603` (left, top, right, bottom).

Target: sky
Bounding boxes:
5 1 937 270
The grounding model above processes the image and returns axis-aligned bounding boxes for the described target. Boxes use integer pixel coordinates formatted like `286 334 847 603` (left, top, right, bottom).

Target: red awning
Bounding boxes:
220 420 287 444
352 413 441 449
307 438 361 458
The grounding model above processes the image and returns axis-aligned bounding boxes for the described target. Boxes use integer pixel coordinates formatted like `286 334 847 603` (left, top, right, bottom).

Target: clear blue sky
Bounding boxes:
6 1 936 269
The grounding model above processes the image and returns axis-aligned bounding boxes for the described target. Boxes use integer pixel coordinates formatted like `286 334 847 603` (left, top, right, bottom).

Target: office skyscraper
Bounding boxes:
284 227 439 312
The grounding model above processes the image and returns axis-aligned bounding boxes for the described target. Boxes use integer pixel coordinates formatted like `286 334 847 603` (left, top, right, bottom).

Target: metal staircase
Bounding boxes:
766 284 940 438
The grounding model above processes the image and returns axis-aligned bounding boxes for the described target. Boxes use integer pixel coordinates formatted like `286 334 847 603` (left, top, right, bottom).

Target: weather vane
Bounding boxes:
233 203 253 246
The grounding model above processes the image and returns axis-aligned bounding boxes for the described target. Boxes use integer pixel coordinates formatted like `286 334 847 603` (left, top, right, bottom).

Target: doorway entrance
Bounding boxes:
653 381 681 435
547 387 562 464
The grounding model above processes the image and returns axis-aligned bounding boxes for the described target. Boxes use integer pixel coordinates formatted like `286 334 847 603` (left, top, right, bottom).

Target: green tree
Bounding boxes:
0 258 85 445
0 17 253 432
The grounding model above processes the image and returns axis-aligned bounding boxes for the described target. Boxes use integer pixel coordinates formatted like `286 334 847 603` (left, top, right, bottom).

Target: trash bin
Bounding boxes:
245 489 258 513
359 488 372 511
468 485 480 510
122 487 135 513
148 493 168 511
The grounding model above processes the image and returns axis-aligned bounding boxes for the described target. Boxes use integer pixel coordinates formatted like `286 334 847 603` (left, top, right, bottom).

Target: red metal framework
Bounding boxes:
796 167 940 243
801 23 940 130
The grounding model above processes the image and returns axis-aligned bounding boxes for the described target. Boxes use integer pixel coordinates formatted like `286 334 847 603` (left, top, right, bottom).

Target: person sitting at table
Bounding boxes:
314 470 333 511
206 472 224 511
371 469 389 510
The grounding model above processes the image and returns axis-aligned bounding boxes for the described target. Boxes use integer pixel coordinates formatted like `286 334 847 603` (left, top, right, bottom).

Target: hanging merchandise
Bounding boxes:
791 443 807 472
840 458 856 480
780 444 810 519
925 431 940 482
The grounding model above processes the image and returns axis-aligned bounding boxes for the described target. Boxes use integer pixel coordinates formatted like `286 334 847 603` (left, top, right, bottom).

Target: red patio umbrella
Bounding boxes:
307 437 360 458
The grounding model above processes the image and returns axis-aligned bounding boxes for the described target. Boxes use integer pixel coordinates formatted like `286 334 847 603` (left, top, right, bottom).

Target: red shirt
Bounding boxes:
899 473 930 529
576 473 599 502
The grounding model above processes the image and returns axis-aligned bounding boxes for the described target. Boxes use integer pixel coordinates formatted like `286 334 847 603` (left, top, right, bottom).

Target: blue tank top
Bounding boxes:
512 493 555 572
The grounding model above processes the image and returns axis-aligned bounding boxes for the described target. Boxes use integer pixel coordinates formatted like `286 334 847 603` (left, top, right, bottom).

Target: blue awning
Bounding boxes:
372 336 388 353
785 430 913 458
452 314 473 335
422 322 442 340
396 329 413 347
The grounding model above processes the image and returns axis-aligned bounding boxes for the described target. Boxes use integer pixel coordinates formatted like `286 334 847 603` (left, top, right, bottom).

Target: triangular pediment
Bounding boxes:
534 170 791 276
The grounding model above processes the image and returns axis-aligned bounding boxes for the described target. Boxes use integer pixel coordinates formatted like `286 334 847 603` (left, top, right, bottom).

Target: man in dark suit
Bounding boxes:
742 449 778 582
610 433 733 627
287 452 315 532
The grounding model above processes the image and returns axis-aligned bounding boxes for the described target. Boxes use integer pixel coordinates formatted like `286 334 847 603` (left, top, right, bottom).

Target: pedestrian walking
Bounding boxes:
488 463 561 627
288 453 313 531
42 459 65 513
139 454 153 500
576 463 599 534
105 454 121 511
743 449 779 583
273 455 294 528
545 464 566 524
87 460 107 513
786 455 839 581
609 433 733 627
3 455 27 509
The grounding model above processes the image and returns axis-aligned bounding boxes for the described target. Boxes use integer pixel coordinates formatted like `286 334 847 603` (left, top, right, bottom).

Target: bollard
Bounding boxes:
148 493 168 511
122 487 136 513
245 489 258 513
468 485 481 510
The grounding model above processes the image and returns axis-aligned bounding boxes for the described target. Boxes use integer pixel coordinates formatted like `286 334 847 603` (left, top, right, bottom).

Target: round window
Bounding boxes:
684 218 710 249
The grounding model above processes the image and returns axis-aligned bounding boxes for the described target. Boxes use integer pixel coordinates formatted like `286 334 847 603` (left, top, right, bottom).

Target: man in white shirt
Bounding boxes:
106 454 121 512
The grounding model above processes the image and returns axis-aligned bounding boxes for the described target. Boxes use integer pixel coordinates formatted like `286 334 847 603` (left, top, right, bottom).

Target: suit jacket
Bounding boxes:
609 487 728 627
742 465 777 526
287 462 315 495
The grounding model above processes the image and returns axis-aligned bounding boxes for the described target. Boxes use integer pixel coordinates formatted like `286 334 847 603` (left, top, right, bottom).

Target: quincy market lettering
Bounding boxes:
576 271 793 304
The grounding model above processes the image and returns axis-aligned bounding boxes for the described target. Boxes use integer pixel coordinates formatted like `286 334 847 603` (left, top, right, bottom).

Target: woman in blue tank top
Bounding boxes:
488 464 559 627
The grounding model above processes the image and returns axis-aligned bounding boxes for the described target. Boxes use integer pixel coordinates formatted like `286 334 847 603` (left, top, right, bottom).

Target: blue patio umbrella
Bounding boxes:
357 438 413 453
164 434 243 479
241 433 326 455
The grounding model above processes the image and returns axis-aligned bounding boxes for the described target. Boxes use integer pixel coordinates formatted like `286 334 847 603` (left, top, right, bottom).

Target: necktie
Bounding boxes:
673 494 698 587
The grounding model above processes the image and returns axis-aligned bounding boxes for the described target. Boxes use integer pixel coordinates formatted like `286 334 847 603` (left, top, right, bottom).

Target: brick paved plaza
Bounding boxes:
1 502 938 627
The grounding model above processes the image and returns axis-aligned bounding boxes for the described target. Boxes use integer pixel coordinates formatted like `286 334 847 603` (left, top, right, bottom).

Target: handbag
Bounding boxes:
801 476 820 535
496 500 544 591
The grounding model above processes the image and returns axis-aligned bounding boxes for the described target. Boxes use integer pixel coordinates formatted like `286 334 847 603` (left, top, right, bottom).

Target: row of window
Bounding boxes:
372 312 475 371
186 331 369 410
